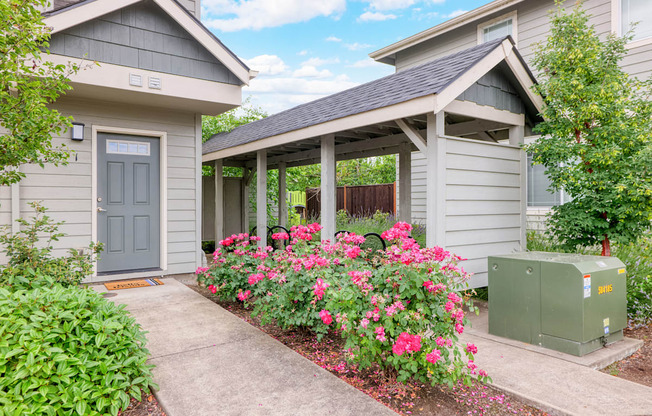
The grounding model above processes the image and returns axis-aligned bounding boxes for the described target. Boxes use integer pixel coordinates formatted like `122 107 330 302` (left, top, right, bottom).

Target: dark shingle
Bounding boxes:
203 37 509 155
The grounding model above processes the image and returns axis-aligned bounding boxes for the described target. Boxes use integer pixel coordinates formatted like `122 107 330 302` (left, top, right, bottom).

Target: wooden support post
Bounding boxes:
257 150 267 248
214 159 224 243
509 125 527 251
398 142 412 223
426 111 446 248
278 161 287 228
321 134 336 242
242 168 252 234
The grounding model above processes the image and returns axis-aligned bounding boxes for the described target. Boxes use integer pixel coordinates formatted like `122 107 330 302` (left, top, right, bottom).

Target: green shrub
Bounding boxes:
0 202 101 290
0 285 156 416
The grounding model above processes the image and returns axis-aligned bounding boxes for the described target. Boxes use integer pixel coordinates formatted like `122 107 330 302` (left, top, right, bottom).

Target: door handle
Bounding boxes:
97 207 107 212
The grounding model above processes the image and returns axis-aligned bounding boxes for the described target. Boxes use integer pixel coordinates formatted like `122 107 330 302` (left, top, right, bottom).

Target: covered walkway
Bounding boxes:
202 37 543 287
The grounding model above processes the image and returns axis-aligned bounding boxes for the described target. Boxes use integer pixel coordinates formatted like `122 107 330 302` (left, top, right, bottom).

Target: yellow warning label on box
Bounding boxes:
618 268 626 274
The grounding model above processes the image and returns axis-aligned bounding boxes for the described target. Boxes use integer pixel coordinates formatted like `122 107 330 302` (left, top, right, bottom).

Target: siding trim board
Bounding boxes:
91 124 168 281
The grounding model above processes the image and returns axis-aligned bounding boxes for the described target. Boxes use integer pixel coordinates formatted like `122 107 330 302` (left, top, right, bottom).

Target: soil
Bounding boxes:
119 391 166 416
190 285 548 416
601 325 652 387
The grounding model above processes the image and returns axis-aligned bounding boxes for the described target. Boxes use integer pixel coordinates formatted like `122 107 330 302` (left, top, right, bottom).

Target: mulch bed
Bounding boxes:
190 285 548 416
119 392 166 416
602 325 652 387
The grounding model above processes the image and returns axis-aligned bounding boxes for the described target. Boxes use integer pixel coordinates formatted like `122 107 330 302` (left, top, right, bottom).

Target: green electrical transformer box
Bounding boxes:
488 252 627 356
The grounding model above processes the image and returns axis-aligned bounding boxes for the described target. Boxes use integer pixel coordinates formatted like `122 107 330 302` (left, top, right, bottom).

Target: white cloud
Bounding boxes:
344 42 373 51
242 54 289 75
325 36 342 42
365 0 415 11
349 58 384 68
444 9 468 19
358 11 397 21
292 66 334 78
301 57 340 67
243 76 359 113
297 50 308 56
202 0 346 32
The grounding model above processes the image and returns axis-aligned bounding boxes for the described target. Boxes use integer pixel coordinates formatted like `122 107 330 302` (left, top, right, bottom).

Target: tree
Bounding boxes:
526 3 652 256
202 97 267 143
0 0 81 186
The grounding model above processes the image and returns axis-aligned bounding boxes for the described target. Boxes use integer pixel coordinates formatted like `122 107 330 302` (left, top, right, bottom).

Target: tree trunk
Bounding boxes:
601 235 611 256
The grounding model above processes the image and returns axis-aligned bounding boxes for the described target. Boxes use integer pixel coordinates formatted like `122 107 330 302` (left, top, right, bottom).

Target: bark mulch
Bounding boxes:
602 325 652 388
119 391 166 416
191 285 548 416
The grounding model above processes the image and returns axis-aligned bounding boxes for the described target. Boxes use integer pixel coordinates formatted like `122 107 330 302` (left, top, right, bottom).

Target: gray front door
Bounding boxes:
97 133 160 273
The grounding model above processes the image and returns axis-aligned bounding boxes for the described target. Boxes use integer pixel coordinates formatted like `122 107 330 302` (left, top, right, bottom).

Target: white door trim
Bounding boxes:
91 125 168 279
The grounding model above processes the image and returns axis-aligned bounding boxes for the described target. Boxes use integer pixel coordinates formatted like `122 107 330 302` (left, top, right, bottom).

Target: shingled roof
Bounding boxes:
203 37 521 155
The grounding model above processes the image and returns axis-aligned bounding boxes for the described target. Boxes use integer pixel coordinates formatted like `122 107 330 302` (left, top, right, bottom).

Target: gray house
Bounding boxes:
0 0 254 282
369 0 652 230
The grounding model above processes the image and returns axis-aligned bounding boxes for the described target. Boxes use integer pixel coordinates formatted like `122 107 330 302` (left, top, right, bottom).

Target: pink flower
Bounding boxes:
455 323 464 334
426 349 442 364
360 318 369 329
207 284 217 294
447 292 462 304
374 326 386 342
445 301 455 312
466 343 478 355
319 309 333 325
237 290 251 301
271 232 289 240
219 237 234 246
312 278 330 300
435 336 446 347
345 246 362 259
467 360 478 375
479 369 488 377
195 267 208 275
392 332 422 355
452 308 465 322
248 273 265 285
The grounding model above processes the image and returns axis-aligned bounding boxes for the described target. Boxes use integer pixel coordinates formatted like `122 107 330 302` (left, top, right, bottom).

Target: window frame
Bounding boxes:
612 0 652 49
477 11 518 46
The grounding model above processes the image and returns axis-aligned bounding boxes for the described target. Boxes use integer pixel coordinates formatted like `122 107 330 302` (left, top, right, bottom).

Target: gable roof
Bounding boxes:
370 0 526 65
203 37 537 156
43 0 252 85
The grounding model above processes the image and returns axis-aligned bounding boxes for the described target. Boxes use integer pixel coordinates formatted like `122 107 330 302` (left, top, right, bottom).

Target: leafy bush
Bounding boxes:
0 285 156 416
0 202 101 290
198 222 486 387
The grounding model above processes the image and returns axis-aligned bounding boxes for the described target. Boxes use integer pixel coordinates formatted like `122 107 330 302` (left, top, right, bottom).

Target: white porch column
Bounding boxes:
257 150 267 247
509 125 527 251
320 134 336 242
398 142 412 223
214 159 224 243
426 111 446 248
278 161 287 228
242 168 252 235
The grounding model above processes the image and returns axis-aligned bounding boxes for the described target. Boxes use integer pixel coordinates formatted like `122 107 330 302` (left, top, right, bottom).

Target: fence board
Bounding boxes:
306 183 396 219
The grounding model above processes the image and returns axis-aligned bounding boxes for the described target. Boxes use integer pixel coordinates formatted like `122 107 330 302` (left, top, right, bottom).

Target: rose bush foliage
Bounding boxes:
197 222 487 387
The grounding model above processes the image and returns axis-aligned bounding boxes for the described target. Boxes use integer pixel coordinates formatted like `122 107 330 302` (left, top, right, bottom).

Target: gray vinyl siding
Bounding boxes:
48 2 239 84
0 97 200 278
396 0 652 236
457 69 524 114
444 138 523 288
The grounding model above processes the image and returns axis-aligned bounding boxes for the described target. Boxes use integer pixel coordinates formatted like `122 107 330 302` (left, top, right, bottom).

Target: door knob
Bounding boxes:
97 207 107 212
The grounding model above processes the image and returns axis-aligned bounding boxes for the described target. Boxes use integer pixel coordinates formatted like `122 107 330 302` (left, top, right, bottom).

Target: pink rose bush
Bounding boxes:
197 222 488 386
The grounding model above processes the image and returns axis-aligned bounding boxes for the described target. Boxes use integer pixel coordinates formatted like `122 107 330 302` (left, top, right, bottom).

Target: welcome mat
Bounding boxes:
104 278 164 291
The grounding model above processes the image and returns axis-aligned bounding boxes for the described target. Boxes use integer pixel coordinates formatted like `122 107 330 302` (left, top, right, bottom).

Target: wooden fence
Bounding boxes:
306 183 396 219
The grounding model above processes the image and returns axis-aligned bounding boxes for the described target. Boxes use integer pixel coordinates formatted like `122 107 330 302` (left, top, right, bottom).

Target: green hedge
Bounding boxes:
0 286 156 416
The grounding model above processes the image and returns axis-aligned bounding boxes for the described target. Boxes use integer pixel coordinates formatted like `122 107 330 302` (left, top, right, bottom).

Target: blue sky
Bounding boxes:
200 0 488 114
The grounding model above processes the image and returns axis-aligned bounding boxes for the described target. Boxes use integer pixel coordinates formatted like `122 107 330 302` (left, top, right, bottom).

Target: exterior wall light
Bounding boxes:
71 122 85 141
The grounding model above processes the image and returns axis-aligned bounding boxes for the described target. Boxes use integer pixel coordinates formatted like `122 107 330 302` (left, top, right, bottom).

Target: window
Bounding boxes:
478 11 517 45
526 154 570 207
106 139 150 156
621 0 652 41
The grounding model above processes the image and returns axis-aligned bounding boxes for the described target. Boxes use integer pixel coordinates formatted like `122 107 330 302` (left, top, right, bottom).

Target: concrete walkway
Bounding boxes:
94 278 396 416
461 302 652 416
